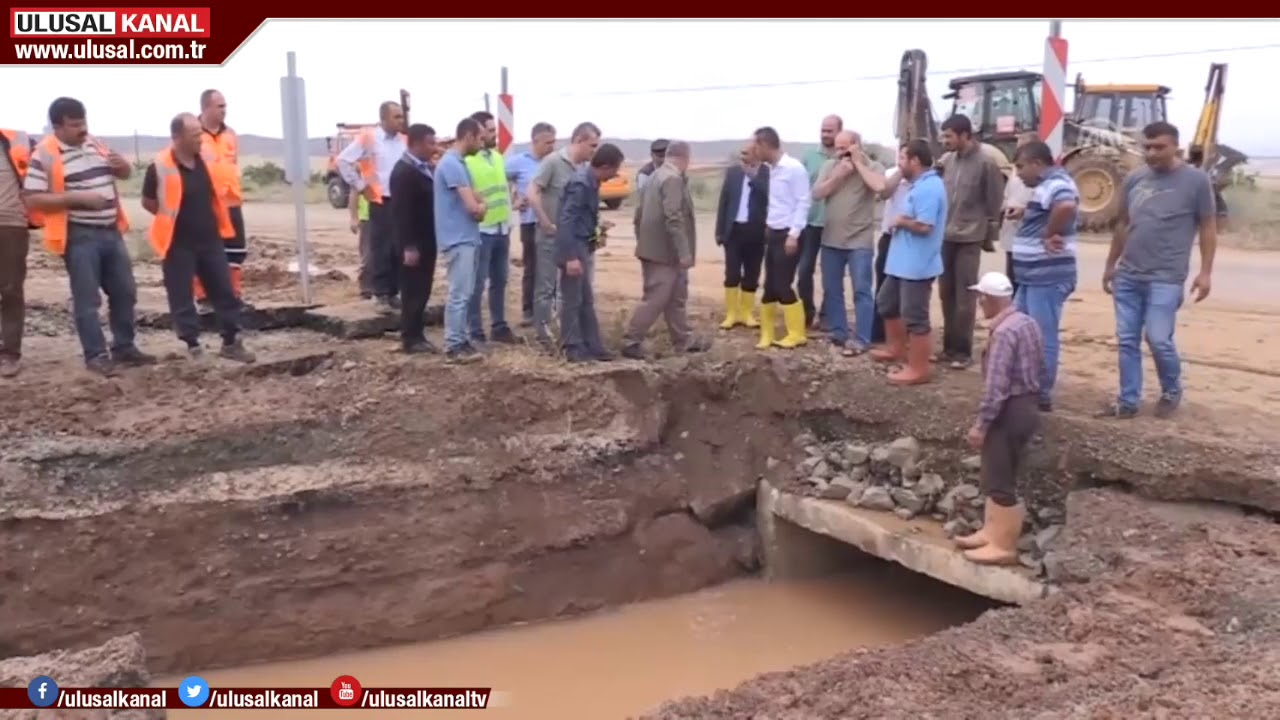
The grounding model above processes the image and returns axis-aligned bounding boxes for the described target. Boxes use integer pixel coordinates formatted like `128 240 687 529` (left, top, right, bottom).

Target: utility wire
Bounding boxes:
550 42 1280 98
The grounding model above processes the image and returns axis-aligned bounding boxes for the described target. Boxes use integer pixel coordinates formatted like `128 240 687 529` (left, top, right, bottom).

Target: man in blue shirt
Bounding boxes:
556 143 625 363
505 122 556 327
433 117 488 364
871 138 948 385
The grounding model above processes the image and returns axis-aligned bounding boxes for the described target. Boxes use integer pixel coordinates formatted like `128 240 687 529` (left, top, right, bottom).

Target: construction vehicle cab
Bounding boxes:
945 71 1042 164
1072 75 1169 135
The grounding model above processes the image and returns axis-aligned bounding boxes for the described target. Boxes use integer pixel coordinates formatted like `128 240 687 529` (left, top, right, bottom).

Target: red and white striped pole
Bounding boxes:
1039 21 1068 159
497 66 514 154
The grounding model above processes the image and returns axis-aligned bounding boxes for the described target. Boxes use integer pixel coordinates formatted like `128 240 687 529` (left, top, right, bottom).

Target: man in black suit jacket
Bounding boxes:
390 123 440 353
713 142 769 329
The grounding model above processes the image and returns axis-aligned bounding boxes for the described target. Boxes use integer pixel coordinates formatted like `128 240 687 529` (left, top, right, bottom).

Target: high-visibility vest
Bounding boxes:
31 134 128 256
200 124 242 206
356 127 406 204
149 149 235 260
0 128 40 228
463 149 510 226
357 194 369 222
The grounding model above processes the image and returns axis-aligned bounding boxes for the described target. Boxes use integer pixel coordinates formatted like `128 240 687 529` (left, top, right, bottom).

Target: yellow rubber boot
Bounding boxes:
719 287 741 330
755 303 778 349
738 288 760 328
774 302 808 349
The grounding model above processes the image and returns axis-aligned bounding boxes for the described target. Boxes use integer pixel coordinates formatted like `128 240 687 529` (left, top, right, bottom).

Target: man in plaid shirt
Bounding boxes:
954 271 1044 566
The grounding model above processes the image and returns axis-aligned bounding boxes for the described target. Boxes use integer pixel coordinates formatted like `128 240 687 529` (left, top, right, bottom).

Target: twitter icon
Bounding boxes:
178 676 210 708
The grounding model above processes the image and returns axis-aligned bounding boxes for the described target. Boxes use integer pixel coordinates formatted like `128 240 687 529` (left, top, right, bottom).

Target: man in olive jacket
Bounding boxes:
622 141 710 359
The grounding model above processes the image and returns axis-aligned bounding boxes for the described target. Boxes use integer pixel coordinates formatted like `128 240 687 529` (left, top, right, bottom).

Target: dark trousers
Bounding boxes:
367 197 400 298
399 243 437 345
870 231 891 344
980 394 1040 507
0 226 28 358
519 222 536 320
226 206 247 269
64 224 138 361
876 275 934 336
939 241 983 359
558 255 604 354
797 224 823 325
1005 251 1019 297
762 228 800 305
723 222 765 292
162 233 241 347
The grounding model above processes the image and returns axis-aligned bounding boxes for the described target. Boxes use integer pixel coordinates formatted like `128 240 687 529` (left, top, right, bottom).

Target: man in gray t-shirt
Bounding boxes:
1101 122 1217 419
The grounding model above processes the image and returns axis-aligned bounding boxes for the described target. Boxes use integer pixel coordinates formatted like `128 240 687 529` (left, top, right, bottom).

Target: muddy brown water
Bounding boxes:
159 561 994 719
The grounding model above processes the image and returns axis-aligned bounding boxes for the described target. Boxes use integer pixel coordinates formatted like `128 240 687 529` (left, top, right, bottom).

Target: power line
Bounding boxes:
551 42 1280 98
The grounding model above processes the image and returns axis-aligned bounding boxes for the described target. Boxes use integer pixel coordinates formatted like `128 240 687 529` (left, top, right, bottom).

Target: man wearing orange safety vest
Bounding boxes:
0 127 34 377
336 101 407 313
23 97 156 377
197 88 248 304
142 114 255 364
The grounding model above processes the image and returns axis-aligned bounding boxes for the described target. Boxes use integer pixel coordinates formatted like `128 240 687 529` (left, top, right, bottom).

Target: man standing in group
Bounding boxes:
0 127 32 378
390 124 439 355
505 121 556 327
24 97 155 377
937 114 1004 369
528 122 600 351
635 138 668 197
753 126 811 350
811 130 886 355
141 113 255 363
337 100 406 313
999 132 1040 297
556 143 624 363
348 189 372 298
1101 121 1216 419
871 139 947 385
621 140 708 359
870 151 911 346
463 111 517 345
713 141 768 330
197 89 247 303
799 115 841 330
954 271 1044 566
1010 140 1079 412
434 117 488 364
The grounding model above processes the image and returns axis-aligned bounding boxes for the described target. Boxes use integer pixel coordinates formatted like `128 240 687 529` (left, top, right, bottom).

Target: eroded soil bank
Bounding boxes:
4 348 1279 717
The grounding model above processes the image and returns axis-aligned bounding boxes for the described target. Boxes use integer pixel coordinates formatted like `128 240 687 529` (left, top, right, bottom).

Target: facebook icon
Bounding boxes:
28 676 59 707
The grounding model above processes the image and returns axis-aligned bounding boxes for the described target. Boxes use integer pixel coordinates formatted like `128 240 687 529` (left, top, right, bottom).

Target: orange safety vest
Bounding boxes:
149 148 235 260
356 127 406 204
0 128 40 228
200 124 242 207
31 134 128 255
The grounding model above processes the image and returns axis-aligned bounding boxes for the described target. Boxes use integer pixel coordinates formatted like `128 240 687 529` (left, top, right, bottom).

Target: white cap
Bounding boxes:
969 271 1014 297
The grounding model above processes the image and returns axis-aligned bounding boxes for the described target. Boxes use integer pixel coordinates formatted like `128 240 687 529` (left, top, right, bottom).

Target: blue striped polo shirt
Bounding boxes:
1011 166 1079 286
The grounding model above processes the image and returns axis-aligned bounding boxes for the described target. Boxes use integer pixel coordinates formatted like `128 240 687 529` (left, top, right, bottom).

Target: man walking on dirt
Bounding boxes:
556 143 624 363
197 89 247 304
337 101 406 313
390 124 440 355
528 122 600 352
937 114 1004 370
505 122 556 327
1101 121 1216 419
799 115 841 330
621 140 709 360
464 111 518 346
0 127 32 378
435 117 488 364
955 271 1043 566
24 97 156 377
141 113 255 363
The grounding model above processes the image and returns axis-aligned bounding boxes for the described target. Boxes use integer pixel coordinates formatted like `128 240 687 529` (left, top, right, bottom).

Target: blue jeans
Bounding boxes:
468 231 511 339
1111 272 1184 409
64 224 138 361
442 242 478 352
1014 280 1074 405
820 246 875 347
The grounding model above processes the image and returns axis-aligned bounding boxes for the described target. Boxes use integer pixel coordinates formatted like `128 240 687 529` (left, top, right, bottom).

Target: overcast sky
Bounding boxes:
8 19 1279 155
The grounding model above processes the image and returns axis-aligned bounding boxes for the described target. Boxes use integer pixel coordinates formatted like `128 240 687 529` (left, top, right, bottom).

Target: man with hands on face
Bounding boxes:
390 123 440 355
752 126 812 350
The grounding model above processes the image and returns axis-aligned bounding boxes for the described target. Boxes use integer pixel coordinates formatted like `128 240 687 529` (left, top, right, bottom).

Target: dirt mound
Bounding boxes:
0 634 161 720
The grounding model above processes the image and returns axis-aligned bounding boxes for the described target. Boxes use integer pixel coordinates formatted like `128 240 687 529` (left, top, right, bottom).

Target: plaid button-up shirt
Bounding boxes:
977 307 1044 429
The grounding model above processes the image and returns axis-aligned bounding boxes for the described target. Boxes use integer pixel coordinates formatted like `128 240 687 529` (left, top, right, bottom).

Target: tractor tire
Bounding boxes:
603 197 623 210
1065 154 1124 232
327 177 349 210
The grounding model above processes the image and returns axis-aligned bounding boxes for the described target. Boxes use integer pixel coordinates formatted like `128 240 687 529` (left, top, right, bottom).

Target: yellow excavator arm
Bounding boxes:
1191 64 1225 171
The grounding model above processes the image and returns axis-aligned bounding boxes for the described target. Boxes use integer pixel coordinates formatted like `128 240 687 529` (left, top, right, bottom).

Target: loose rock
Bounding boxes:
894 507 917 520
890 487 927 515
843 443 871 466
937 483 980 516
915 473 946 498
857 485 896 512
886 436 920 469
818 483 852 500
1035 524 1063 553
960 454 982 472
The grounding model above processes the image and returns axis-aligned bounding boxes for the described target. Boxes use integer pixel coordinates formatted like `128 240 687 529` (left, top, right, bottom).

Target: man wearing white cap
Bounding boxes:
954 271 1044 566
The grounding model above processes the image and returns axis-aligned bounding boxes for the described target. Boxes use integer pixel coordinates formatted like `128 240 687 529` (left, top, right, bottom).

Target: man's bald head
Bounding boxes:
379 102 405 134
820 115 843 148
170 112 203 154
199 89 226 128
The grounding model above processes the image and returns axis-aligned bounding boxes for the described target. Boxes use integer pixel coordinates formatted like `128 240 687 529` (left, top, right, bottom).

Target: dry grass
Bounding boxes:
1221 181 1280 249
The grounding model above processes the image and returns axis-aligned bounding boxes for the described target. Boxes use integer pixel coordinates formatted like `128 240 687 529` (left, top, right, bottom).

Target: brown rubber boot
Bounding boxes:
869 317 906 363
887 332 933 385
964 502 1025 565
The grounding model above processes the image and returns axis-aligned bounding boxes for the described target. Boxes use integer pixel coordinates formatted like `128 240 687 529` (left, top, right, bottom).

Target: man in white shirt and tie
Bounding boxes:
751 126 811 350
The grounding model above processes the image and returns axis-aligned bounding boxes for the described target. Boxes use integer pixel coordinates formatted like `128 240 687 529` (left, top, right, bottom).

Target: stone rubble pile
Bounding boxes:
792 433 1065 574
